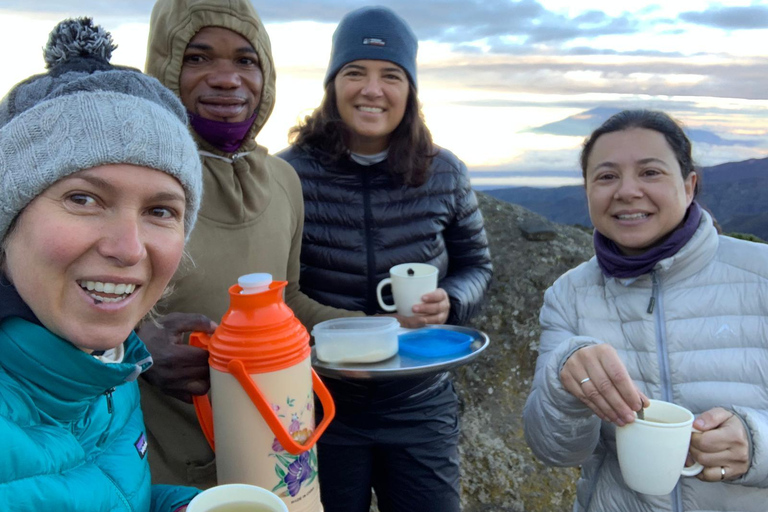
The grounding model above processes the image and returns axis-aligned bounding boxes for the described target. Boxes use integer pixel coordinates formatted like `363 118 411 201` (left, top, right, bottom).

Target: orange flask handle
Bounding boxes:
190 332 336 455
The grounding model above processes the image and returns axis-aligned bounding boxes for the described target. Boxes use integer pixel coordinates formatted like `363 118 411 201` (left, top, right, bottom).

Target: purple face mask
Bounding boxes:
188 111 257 153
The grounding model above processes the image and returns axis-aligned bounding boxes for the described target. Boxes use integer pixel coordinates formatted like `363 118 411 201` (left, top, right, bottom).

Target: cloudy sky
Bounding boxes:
2 0 768 187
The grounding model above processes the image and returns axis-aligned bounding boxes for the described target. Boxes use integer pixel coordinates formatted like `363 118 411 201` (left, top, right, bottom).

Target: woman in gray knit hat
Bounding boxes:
0 18 203 511
278 6 492 512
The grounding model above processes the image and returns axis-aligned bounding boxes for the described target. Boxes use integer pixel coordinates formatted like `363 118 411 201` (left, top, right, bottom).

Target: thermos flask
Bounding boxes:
191 273 335 512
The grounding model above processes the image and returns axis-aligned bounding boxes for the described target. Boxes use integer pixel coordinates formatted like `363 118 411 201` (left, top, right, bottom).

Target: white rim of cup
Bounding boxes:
389 263 438 278
634 400 694 428
186 484 288 512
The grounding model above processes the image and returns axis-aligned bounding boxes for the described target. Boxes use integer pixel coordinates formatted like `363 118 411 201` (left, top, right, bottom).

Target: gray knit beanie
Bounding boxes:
324 6 418 88
0 18 202 242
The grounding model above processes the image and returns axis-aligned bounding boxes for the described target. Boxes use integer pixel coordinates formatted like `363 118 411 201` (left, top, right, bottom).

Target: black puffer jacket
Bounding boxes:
278 145 492 326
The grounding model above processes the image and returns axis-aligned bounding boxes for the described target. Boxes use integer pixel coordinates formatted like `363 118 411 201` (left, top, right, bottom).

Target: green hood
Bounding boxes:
145 0 276 153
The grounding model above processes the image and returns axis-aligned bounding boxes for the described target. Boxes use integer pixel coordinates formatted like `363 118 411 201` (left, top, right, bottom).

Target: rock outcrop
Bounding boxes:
456 192 594 511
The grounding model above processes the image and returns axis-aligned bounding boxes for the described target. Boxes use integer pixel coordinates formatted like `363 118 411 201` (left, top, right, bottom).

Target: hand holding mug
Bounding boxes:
394 288 450 328
689 407 750 482
561 343 648 426
413 287 450 323
376 263 439 318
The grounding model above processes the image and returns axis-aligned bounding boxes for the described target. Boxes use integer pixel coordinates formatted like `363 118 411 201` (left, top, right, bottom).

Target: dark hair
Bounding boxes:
0 241 7 273
288 81 436 187
580 109 699 197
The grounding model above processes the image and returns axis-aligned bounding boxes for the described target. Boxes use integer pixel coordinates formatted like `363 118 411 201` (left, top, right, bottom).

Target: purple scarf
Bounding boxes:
594 202 702 278
188 111 257 153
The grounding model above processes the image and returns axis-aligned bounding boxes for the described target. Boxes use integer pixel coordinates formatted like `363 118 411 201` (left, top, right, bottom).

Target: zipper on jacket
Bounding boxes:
97 387 116 447
105 387 115 414
651 272 671 403
97 389 135 511
647 295 656 314
362 170 377 313
102 467 134 511
651 271 683 512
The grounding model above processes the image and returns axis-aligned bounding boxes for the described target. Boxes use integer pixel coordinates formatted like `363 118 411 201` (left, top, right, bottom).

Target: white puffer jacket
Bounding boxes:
523 211 768 512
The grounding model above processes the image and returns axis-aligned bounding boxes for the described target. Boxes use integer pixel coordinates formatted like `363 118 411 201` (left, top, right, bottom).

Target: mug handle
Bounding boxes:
376 278 397 312
682 426 704 476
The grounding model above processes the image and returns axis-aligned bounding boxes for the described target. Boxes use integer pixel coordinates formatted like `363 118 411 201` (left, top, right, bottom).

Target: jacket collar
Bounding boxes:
0 275 41 326
0 317 152 421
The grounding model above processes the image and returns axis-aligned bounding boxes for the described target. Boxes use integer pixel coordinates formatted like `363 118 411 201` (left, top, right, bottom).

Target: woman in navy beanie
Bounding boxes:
278 6 492 512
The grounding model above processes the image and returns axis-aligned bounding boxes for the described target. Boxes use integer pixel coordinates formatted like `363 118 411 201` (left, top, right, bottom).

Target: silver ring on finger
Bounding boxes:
720 466 726 481
579 377 591 385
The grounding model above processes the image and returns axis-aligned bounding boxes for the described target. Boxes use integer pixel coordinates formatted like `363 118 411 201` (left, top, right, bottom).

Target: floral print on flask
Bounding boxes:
269 392 318 497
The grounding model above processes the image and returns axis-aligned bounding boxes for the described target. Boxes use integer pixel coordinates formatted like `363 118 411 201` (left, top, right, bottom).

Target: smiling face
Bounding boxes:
585 128 697 255
3 164 186 351
179 26 263 123
334 59 409 154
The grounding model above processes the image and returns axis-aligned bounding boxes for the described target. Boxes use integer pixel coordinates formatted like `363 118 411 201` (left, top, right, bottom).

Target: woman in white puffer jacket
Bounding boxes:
523 109 768 512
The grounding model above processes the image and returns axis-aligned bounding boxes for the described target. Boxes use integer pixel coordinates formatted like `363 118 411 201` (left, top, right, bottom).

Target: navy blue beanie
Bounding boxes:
324 6 418 88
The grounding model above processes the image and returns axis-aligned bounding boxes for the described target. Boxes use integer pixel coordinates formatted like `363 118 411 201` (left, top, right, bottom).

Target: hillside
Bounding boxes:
485 157 768 239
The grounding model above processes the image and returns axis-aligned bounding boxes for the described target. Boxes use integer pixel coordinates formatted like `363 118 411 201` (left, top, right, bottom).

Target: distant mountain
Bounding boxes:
724 212 768 239
528 106 761 147
485 185 591 227
485 157 768 240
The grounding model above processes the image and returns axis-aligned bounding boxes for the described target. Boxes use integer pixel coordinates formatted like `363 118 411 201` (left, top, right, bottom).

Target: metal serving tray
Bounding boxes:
311 324 490 381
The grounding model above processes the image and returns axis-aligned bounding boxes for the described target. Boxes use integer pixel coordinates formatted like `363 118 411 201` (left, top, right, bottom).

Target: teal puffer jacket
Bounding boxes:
0 317 199 511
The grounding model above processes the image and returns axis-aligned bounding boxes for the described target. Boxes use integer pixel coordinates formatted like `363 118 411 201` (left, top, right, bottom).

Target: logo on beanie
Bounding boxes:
363 37 386 46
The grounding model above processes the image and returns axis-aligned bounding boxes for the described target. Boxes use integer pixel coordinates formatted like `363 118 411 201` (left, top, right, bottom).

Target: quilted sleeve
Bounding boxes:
439 157 492 325
731 398 768 488
0 381 96 509
522 279 604 467
151 484 200 512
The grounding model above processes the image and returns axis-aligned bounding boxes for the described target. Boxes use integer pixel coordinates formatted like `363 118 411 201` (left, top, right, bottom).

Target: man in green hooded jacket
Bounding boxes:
139 0 362 488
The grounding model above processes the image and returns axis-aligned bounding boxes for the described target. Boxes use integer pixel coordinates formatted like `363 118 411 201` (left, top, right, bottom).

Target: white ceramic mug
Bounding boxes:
185 484 289 512
615 399 704 495
376 263 438 317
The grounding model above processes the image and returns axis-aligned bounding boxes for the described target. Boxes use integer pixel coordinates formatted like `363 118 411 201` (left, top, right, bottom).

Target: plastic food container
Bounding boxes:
312 317 400 364
398 328 474 358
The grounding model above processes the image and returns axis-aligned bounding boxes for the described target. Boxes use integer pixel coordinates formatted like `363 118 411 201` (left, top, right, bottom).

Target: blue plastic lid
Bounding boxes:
398 328 473 358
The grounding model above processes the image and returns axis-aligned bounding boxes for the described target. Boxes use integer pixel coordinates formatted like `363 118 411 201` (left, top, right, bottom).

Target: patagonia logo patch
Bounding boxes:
363 37 386 47
135 432 148 459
